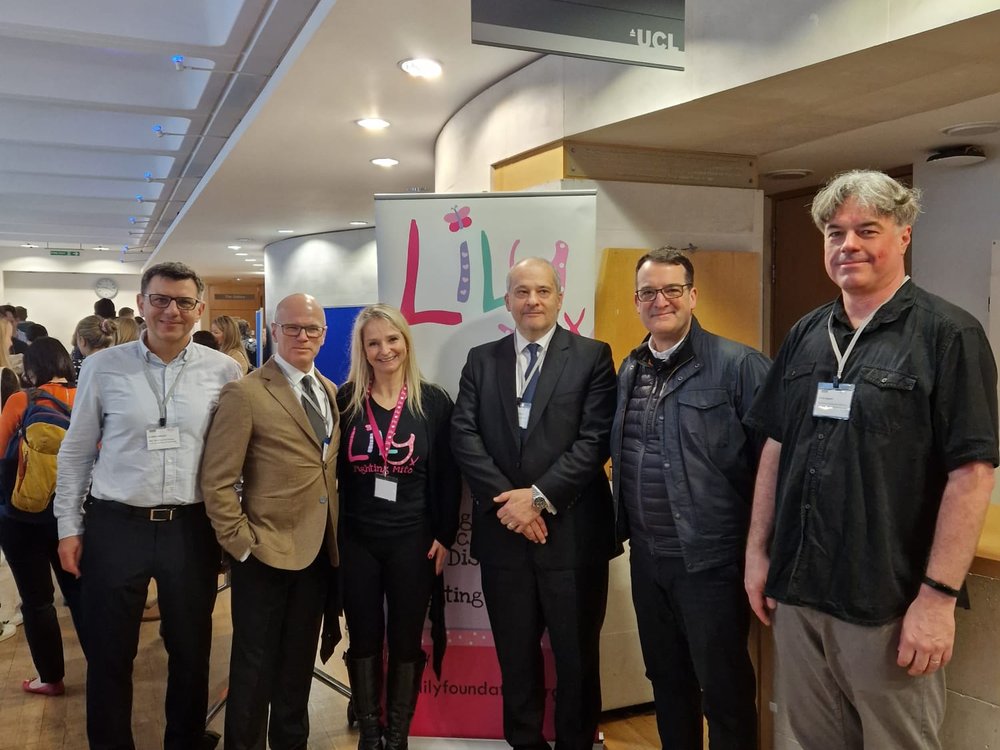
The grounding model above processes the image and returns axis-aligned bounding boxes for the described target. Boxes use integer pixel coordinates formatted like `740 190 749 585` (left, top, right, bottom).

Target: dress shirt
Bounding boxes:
272 353 333 437
54 336 243 539
512 325 559 514
647 334 686 361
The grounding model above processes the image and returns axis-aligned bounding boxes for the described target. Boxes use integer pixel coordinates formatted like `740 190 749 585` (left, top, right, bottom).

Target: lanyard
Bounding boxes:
143 358 188 427
826 276 909 386
364 381 408 474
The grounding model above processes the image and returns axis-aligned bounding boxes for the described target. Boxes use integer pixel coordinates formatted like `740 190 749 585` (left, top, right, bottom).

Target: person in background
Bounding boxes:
72 315 117 379
192 330 218 349
15 306 32 344
118 307 135 319
55 261 241 750
0 319 23 388
93 298 116 320
1 306 28 356
114 317 141 345
744 170 999 749
0 337 84 696
211 315 251 375
338 304 461 750
25 323 48 343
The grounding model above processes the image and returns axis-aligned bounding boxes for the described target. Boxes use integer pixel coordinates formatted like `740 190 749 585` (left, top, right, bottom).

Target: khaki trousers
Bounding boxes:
772 604 945 750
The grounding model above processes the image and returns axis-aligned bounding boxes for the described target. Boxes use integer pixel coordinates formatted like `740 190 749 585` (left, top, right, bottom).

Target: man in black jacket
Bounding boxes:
452 257 617 750
611 247 770 749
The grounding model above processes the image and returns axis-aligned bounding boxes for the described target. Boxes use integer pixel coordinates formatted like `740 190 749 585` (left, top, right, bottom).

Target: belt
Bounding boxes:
85 498 203 522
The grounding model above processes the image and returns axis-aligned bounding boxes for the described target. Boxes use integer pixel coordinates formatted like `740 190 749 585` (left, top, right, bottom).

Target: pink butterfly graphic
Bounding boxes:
444 205 472 232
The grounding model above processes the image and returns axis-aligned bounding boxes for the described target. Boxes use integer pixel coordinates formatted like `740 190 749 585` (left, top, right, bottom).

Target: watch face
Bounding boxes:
95 277 118 299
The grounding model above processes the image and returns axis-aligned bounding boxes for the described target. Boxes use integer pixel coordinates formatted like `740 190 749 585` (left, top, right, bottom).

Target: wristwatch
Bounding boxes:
531 486 548 513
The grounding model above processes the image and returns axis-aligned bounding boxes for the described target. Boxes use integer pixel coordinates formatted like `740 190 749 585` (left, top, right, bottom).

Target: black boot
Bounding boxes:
383 652 426 750
346 652 384 750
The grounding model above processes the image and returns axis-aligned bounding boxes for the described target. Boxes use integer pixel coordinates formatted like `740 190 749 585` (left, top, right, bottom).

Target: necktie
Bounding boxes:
521 342 541 404
300 375 327 443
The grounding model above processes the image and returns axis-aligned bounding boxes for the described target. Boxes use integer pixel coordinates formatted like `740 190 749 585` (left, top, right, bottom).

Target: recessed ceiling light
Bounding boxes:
235 252 248 256
20 243 38 248
399 58 442 78
252 271 265 275
277 229 295 234
356 118 390 130
93 245 109 251
253 263 264 267
244 258 257 262
227 245 242 250
371 157 399 167
926 144 987 167
940 121 1000 137
763 168 814 180
349 221 368 226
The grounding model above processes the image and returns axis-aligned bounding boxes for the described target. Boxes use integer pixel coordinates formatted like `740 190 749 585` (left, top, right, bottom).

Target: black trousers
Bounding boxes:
340 526 434 661
81 501 220 750
225 550 328 750
0 517 84 682
480 559 609 750
629 548 758 750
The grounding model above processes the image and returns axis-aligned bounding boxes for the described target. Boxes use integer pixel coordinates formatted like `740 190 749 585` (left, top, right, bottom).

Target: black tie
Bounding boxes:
300 375 327 443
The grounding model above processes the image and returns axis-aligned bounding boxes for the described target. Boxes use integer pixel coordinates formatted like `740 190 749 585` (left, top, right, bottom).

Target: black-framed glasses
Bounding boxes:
142 293 201 311
274 323 326 339
635 284 692 303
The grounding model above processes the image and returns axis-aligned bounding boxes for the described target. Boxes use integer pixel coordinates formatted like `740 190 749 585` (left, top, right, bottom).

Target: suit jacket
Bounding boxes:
451 325 619 569
200 357 340 571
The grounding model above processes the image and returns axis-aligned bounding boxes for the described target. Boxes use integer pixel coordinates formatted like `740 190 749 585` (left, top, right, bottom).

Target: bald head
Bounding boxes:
272 293 327 372
506 258 562 293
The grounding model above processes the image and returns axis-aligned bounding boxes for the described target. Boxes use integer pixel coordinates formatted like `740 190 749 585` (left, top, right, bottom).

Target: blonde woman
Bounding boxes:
114 317 141 345
337 304 460 750
211 315 250 375
75 315 117 356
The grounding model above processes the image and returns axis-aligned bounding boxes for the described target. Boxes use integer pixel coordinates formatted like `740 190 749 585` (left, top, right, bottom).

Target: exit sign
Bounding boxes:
49 250 81 256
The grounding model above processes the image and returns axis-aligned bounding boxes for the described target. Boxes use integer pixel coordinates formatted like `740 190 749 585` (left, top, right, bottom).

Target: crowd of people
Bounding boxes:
0 169 996 750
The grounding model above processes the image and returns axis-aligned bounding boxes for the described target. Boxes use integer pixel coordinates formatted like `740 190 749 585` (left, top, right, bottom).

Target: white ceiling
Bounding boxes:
2 2 999 280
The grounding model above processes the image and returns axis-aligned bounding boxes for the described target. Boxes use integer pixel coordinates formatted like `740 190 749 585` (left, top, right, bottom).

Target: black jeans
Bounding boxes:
81 501 219 750
629 548 758 750
340 526 434 661
225 551 329 750
0 517 84 682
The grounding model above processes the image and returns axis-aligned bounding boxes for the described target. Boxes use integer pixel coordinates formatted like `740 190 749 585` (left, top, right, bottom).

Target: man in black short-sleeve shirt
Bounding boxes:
743 170 998 750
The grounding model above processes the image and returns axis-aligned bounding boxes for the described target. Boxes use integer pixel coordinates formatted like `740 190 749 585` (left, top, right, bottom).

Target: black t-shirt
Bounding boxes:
341 398 429 536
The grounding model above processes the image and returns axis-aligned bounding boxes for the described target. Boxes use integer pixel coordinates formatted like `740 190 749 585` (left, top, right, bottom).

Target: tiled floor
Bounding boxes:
0 559 659 749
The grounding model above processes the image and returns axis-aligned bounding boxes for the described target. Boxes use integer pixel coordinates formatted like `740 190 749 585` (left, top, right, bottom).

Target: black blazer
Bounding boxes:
451 325 619 569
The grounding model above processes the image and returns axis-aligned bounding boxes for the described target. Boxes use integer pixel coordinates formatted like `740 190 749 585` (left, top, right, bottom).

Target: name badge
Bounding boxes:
517 402 531 429
813 382 855 420
374 474 398 502
146 426 181 450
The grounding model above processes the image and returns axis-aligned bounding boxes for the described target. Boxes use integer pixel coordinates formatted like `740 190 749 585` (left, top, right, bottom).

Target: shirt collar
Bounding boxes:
831 278 915 331
647 334 686 361
514 324 558 355
139 331 192 365
273 352 318 386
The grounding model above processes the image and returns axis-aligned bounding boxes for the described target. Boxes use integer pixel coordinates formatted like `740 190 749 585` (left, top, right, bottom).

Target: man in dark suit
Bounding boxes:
452 257 618 750
201 293 340 750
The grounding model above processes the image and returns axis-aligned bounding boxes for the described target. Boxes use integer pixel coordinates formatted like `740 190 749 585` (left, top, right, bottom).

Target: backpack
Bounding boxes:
3 389 72 513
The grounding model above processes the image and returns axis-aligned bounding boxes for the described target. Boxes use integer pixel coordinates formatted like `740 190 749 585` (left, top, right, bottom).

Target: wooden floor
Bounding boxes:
0 562 661 750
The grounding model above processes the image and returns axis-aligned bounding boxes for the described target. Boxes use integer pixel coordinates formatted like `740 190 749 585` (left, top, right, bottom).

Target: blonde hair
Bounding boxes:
115 316 141 345
212 315 243 353
343 304 425 420
0 319 14 369
76 315 117 353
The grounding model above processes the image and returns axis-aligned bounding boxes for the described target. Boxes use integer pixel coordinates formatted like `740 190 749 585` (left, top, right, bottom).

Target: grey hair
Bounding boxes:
810 170 922 230
506 257 562 293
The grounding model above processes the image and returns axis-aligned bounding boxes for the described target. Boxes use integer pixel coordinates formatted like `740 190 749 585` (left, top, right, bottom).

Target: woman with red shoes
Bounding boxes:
0 337 84 696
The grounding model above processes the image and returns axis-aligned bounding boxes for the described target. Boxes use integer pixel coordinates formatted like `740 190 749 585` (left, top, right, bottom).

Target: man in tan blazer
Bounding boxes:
201 293 339 750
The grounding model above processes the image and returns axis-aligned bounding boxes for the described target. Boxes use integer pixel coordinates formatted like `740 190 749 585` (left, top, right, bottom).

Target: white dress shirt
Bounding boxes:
272 353 333 437
54 336 243 539
512 325 559 514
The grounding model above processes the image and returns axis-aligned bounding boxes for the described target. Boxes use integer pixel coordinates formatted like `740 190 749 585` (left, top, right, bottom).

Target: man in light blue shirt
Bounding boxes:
55 261 242 750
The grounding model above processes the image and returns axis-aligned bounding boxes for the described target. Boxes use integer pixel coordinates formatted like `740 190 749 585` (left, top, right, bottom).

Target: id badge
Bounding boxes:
813 382 855 420
146 426 181 450
374 474 398 502
517 402 531 429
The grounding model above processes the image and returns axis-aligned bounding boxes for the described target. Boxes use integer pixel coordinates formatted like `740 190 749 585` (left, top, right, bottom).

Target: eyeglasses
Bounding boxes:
142 293 201 311
635 284 692 303
274 323 326 339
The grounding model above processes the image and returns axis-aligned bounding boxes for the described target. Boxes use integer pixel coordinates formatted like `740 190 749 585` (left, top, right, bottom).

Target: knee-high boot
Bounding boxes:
346 652 384 750
383 652 426 750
